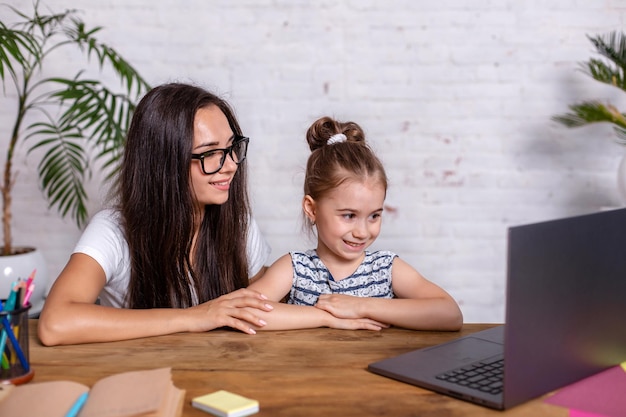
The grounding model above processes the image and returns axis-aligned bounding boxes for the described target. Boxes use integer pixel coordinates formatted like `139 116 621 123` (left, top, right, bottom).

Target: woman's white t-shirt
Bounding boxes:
73 209 271 307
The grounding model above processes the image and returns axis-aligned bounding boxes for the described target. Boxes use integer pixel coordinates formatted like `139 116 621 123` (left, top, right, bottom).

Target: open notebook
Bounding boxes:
0 367 184 417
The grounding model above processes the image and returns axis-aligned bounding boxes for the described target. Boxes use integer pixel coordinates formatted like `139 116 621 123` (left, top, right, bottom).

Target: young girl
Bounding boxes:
249 116 463 331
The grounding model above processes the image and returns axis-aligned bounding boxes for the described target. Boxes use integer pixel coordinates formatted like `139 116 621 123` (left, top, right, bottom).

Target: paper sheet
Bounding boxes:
544 362 626 417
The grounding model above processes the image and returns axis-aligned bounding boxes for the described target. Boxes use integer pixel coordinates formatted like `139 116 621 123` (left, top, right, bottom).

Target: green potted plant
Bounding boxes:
552 31 626 200
0 1 150 313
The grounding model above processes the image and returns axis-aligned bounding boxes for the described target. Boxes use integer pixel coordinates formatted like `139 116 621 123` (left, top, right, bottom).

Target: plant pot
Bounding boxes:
0 248 48 317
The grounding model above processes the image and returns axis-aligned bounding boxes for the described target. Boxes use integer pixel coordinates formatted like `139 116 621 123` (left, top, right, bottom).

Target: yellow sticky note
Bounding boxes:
192 390 259 417
620 361 626 372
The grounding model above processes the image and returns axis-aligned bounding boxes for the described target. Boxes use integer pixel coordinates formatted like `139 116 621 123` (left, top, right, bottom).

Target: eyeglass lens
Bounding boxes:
202 139 248 174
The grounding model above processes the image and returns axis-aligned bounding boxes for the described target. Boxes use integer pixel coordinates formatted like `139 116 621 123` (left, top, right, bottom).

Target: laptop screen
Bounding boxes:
503 208 626 408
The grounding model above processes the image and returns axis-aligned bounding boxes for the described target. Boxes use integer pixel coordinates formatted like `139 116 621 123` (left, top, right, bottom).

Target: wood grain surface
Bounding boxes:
26 321 567 416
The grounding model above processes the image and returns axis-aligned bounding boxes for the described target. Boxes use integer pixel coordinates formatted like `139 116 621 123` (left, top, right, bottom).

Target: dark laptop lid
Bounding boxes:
503 207 626 408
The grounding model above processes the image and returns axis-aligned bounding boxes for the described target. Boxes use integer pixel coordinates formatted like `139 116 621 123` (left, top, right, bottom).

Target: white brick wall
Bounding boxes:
2 0 625 322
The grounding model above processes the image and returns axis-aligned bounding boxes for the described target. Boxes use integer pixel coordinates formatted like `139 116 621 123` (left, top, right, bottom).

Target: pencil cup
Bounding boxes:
0 301 34 385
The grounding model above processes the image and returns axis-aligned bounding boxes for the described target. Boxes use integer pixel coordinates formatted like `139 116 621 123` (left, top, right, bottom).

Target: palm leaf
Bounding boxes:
23 74 140 228
579 32 626 92
63 18 150 96
588 32 626 69
46 78 132 175
552 101 626 129
581 58 625 90
0 21 39 80
553 32 626 146
26 120 90 226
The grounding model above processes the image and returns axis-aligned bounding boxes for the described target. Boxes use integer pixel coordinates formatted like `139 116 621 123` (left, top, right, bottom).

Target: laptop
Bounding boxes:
368 208 626 410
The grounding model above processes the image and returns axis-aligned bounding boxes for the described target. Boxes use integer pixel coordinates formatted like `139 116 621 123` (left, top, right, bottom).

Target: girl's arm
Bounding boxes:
314 257 463 331
250 301 387 331
247 254 386 331
37 253 274 346
246 253 294 301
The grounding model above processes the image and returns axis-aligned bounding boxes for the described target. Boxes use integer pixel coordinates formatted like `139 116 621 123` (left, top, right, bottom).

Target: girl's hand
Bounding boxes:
315 293 366 319
327 316 389 331
190 288 274 334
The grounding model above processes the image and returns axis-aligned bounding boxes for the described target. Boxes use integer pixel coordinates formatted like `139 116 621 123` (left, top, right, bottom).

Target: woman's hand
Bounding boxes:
189 288 274 334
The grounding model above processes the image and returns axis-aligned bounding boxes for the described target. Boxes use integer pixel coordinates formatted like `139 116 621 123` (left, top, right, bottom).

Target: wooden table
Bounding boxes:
26 320 567 416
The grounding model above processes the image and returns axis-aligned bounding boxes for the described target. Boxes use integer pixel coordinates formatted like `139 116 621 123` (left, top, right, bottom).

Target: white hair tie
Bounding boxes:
328 133 347 145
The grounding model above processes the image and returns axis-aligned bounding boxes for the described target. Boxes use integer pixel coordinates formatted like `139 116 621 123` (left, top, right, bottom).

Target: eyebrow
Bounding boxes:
336 207 384 214
193 134 235 151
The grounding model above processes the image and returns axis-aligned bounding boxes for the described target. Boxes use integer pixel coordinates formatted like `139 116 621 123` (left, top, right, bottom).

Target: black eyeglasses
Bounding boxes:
191 136 249 175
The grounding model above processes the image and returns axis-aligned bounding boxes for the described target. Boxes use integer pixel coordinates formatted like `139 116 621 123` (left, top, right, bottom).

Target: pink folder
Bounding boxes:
544 363 626 417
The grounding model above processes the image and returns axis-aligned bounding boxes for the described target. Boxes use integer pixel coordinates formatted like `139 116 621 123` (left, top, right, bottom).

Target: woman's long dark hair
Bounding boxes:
116 83 250 308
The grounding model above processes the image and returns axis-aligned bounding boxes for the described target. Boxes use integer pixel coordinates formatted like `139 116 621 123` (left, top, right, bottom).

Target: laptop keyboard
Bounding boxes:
435 356 504 395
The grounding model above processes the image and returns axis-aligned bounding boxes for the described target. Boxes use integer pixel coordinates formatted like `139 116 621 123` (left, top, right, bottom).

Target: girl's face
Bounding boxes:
305 177 385 264
190 105 239 207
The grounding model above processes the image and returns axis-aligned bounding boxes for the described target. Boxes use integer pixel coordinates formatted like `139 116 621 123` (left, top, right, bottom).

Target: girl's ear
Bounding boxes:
302 195 316 223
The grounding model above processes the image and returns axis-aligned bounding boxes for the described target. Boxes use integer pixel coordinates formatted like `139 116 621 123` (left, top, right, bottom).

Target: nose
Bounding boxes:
352 219 368 239
219 152 238 173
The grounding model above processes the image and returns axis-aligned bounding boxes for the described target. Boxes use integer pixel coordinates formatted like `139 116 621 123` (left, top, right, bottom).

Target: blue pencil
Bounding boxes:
0 300 29 372
65 392 89 417
0 299 9 367
0 283 19 365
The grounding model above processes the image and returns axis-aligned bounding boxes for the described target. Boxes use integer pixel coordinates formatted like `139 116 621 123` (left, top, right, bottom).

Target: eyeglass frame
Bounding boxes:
191 136 249 175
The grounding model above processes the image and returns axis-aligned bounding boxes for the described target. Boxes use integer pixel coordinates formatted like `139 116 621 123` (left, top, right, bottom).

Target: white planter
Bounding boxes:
0 248 48 317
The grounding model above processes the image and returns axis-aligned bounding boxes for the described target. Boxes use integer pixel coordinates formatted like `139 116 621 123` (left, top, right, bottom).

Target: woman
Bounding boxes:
38 83 274 345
